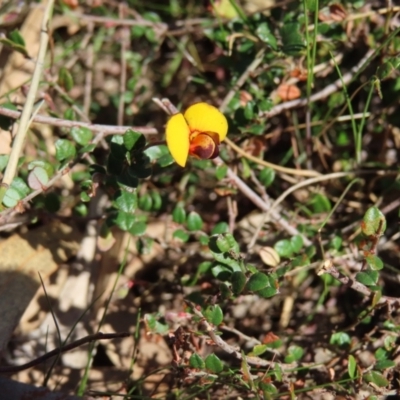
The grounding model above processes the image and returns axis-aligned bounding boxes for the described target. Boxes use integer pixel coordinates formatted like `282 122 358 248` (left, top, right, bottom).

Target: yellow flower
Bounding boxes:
166 102 228 167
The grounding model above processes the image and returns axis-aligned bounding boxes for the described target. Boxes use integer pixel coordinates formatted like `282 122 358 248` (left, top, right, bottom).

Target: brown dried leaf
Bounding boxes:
329 3 347 22
259 246 280 267
277 83 301 101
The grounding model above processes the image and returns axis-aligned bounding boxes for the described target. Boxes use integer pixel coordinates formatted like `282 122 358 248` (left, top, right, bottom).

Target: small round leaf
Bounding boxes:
246 272 269 292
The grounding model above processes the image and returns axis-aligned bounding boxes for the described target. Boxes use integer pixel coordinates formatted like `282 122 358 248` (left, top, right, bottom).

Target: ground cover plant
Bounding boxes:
0 0 399 399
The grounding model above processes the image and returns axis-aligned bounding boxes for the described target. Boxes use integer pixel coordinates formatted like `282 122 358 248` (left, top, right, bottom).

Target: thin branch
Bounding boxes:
225 137 321 177
0 106 158 135
263 49 375 118
0 332 130 373
212 156 312 246
317 262 400 307
72 12 167 34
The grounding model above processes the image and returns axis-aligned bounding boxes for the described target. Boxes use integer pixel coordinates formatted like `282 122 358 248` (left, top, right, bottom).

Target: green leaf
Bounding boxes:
27 160 54 177
256 23 277 50
123 129 146 150
151 191 162 210
204 305 223 326
129 221 147 236
259 168 275 187
211 233 239 253
128 162 152 179
173 229 190 242
55 139 76 161
375 359 395 370
259 382 278 394
172 203 186 224
243 101 256 120
143 144 169 162
356 270 379 286
64 108 75 120
272 363 283 381
80 191 91 202
280 22 305 55
58 67 74 91
0 155 9 172
205 354 223 373
219 233 240 253
116 170 139 188
290 254 310 268
144 314 169 335
3 187 22 207
290 235 303 253
189 353 205 369
284 345 304 363
215 164 228 180
9 30 25 46
330 236 342 251
212 252 242 272
250 344 269 357
186 211 203 231
305 0 317 12
211 222 229 235
330 332 351 347
138 193 153 211
70 126 93 146
257 285 279 298
27 166 49 190
362 206 386 236
365 254 384 271
376 59 398 80
221 281 233 298
10 177 30 197
0 102 18 130
363 370 389 387
0 30 29 57
274 239 293 258
383 335 396 351
157 152 175 167
211 264 232 281
115 191 137 213
114 211 136 231
246 272 269 292
231 271 247 295
310 193 331 213
348 354 357 379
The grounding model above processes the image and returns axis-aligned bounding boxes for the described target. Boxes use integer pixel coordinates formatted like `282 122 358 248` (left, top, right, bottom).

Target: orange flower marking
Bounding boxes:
166 103 228 167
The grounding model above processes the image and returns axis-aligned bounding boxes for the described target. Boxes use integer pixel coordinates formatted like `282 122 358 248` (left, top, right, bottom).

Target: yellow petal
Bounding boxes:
166 113 190 167
184 102 228 141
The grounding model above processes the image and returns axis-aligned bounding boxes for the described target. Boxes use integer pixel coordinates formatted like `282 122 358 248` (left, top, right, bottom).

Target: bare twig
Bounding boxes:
213 156 312 246
72 12 167 35
0 332 130 373
263 49 375 118
225 137 321 177
318 261 400 307
0 106 158 135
